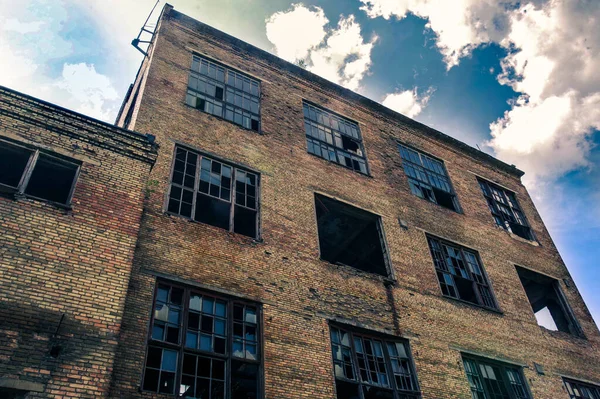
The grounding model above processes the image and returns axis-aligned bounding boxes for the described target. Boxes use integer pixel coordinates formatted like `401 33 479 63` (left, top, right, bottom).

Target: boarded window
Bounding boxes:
167 146 259 239
143 282 261 397
516 266 582 336
0 139 79 205
427 236 498 310
315 194 390 276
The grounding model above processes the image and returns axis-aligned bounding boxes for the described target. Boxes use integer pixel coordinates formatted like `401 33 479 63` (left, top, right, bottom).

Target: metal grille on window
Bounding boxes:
143 282 261 398
167 146 259 239
427 236 498 310
478 179 533 241
564 378 600 399
462 357 531 399
303 102 368 174
186 55 260 132
330 326 421 399
398 145 459 212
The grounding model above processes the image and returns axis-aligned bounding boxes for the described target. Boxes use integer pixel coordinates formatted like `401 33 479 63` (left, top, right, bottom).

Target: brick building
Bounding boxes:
1 2 600 398
0 87 157 398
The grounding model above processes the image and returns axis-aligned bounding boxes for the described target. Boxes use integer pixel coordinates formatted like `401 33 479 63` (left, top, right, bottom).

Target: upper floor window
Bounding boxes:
398 144 460 212
0 138 80 206
563 378 600 399
315 194 390 277
186 55 261 132
167 146 259 239
516 266 583 337
142 281 261 397
462 355 531 399
303 102 368 175
427 236 498 310
330 325 421 399
477 179 533 241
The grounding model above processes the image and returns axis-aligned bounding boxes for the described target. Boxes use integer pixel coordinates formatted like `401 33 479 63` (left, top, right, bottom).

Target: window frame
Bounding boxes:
302 100 370 176
329 323 422 399
397 143 461 213
0 137 81 207
185 53 262 133
426 235 500 312
141 280 264 398
477 178 535 241
563 378 600 399
461 354 532 399
165 144 261 240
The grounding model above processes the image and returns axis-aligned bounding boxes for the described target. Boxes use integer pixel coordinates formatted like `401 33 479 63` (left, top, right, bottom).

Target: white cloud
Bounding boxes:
382 88 432 118
266 4 377 91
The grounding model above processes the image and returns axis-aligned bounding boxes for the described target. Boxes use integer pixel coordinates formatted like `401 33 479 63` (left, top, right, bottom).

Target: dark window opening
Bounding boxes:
427 236 498 310
398 144 460 212
563 378 600 399
168 146 260 239
462 356 531 399
478 179 534 240
143 282 261 397
0 139 79 205
303 102 368 175
516 266 582 336
330 326 421 399
186 55 260 132
315 194 389 276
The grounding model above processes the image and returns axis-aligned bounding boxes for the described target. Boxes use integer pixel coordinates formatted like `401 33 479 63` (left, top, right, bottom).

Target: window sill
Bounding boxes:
319 258 396 284
164 211 262 243
497 226 539 246
1 190 73 211
412 194 462 214
184 103 262 135
441 294 504 315
539 326 587 341
306 152 372 178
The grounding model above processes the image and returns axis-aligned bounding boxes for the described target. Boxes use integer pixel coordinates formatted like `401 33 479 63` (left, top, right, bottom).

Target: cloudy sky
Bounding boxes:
1 0 598 324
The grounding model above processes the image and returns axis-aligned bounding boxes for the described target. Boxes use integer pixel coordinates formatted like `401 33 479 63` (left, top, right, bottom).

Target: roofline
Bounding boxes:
163 4 524 178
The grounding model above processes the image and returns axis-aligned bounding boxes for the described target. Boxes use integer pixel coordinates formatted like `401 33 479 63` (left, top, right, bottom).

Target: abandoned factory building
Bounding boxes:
1 3 599 399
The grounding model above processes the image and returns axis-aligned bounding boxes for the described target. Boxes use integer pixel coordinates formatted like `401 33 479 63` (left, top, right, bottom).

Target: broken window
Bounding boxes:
303 102 368 174
0 139 80 205
398 144 460 212
462 356 531 399
167 146 259 239
478 179 534 241
563 378 600 399
516 266 582 336
330 325 421 399
143 281 261 397
315 194 390 276
427 236 498 310
186 55 261 132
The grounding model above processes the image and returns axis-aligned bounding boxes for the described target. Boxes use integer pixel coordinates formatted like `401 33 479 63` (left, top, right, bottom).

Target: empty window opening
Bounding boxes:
462 356 531 399
303 102 368 175
329 326 421 399
478 179 534 241
0 139 80 205
516 266 581 336
168 146 259 239
427 236 498 310
398 144 460 212
315 194 389 276
186 55 261 132
563 378 600 399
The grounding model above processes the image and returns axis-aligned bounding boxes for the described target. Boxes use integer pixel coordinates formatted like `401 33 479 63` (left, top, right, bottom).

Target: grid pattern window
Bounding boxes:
303 102 368 174
427 236 498 310
186 55 261 132
0 139 80 205
478 179 533 241
463 357 530 399
564 378 600 399
330 326 421 399
167 146 259 239
398 145 459 212
143 282 261 398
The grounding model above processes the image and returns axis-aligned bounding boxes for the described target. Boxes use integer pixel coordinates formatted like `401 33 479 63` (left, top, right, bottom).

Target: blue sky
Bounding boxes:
1 0 598 325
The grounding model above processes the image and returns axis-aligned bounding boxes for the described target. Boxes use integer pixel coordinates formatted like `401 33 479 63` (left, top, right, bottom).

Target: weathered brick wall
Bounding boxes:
112 6 600 399
0 87 157 398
